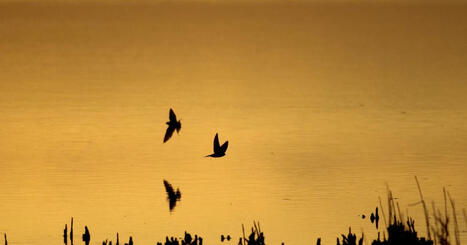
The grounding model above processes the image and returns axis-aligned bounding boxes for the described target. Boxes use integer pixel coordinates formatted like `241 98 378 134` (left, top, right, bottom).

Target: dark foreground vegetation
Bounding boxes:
333 177 462 245
2 177 465 245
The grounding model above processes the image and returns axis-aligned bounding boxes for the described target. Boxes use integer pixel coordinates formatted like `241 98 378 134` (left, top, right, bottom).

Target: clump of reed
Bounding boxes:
101 233 132 245
330 190 432 245
371 176 463 245
156 231 203 245
50 180 463 245
61 218 135 245
329 176 465 245
64 217 74 245
411 176 461 245
336 227 363 245
370 181 433 245
238 221 265 245
371 216 432 245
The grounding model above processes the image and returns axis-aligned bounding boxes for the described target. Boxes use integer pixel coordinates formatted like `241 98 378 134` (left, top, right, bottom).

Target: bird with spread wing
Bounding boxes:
206 133 229 158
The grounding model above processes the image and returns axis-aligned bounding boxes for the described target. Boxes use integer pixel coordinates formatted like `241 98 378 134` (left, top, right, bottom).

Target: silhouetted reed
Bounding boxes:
426 189 461 245
367 181 433 245
124 236 133 245
101 232 122 245
336 228 363 245
71 217 74 245
448 192 460 245
156 231 203 245
64 217 74 245
410 177 462 245
82 226 90 245
4 233 7 245
330 177 466 245
332 194 431 245
238 221 265 245
415 176 432 241
64 224 68 244
369 177 467 245
46 183 461 245
464 209 467 230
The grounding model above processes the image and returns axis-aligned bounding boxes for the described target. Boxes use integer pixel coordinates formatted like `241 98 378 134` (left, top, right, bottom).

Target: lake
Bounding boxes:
0 1 466 244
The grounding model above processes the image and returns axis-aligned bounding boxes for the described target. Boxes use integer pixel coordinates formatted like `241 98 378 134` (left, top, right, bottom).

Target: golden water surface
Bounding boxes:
1 1 467 245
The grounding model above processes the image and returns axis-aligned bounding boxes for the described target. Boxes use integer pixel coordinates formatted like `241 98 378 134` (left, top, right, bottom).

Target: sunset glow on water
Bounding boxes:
1 1 466 244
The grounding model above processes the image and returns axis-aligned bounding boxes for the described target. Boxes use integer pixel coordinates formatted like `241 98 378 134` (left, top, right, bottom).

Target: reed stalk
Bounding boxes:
396 202 403 223
242 224 246 245
463 209 467 228
379 196 388 228
444 188 448 222
415 176 431 240
447 192 460 245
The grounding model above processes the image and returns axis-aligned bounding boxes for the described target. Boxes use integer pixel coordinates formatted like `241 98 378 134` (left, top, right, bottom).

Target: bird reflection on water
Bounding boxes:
163 180 182 212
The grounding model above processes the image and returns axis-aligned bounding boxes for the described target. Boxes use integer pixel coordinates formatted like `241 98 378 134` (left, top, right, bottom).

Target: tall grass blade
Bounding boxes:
415 176 431 240
379 196 388 228
447 192 460 245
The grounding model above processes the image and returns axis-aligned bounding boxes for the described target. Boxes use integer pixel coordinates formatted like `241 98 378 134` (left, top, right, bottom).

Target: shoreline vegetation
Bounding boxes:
2 177 465 245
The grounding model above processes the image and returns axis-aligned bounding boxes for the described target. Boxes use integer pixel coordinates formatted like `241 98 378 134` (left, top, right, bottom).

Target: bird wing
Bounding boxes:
169 109 177 122
220 141 229 154
164 125 175 143
213 133 221 153
163 180 175 196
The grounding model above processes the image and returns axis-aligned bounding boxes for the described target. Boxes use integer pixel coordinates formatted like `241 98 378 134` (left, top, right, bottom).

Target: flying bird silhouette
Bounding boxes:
163 109 181 143
163 180 181 211
206 133 229 158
